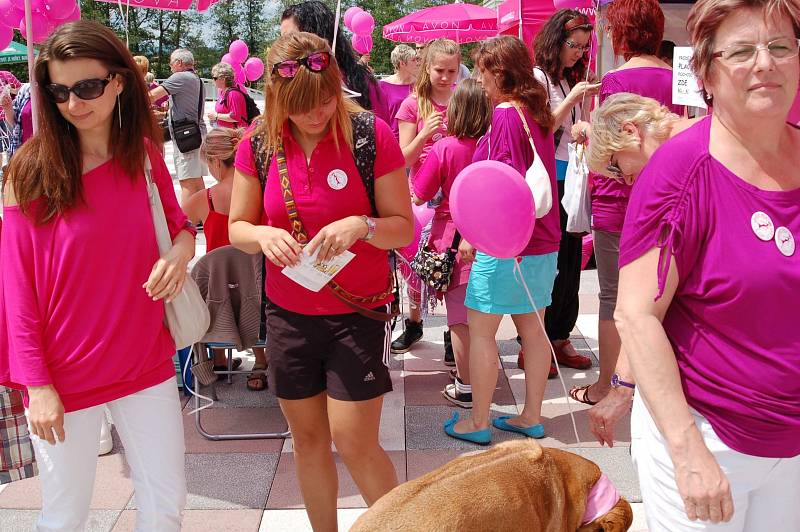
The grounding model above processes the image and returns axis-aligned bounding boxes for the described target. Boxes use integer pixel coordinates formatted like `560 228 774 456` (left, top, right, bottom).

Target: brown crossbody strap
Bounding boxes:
275 145 396 322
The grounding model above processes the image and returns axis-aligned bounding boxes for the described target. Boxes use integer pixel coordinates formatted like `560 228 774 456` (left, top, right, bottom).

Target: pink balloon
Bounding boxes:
45 0 75 20
412 202 434 229
244 57 264 82
10 0 24 19
228 39 248 64
0 2 17 28
221 52 234 65
398 203 435 265
0 23 11 49
0 0 13 19
60 2 79 22
350 11 374 35
450 161 535 259
352 34 372 55
343 6 363 30
19 10 52 43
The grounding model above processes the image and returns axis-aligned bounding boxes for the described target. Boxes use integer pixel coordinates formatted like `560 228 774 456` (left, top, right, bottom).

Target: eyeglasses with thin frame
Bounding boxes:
712 37 800 64
271 51 331 78
565 39 590 53
45 74 114 104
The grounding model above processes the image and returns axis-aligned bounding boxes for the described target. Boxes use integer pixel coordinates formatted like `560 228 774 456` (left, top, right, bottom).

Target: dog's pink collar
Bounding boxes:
582 473 620 525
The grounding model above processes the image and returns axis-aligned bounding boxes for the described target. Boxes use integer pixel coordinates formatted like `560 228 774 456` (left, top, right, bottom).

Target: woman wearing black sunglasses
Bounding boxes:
229 32 413 531
0 20 191 530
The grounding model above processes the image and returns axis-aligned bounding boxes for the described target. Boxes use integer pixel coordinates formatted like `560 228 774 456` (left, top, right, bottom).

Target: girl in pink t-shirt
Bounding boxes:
412 80 491 409
1 21 193 530
229 32 412 530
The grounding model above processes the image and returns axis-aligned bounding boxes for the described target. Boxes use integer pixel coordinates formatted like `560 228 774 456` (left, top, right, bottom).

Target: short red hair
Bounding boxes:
606 0 664 60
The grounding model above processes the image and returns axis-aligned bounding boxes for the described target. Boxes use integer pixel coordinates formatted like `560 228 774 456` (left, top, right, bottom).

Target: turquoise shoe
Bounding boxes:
492 416 545 438
443 412 491 445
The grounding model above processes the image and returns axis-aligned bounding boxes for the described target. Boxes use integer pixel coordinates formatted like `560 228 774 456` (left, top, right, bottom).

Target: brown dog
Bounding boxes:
351 440 633 532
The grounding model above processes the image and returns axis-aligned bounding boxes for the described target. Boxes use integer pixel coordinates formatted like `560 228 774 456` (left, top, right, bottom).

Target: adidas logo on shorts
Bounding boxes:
363 372 376 382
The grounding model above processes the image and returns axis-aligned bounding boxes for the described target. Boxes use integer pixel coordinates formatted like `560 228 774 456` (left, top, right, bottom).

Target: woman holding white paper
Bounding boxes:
228 32 413 531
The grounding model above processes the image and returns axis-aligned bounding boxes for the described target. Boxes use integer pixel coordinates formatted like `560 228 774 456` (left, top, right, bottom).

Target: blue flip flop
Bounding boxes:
443 412 492 445
492 416 545 439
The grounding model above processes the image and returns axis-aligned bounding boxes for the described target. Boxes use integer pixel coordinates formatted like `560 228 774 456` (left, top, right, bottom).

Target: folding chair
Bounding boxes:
189 245 289 441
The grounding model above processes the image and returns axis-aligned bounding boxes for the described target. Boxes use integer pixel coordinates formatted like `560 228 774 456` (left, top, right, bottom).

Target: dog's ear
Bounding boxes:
577 498 634 532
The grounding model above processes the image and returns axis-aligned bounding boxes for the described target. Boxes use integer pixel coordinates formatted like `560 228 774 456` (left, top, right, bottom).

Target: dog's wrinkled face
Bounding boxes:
578 498 634 532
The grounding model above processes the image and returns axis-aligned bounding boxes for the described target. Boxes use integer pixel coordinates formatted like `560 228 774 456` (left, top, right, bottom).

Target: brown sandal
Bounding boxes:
246 363 268 392
569 384 598 406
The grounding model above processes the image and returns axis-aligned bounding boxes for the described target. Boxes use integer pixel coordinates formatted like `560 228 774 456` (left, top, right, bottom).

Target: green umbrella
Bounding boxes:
0 41 37 65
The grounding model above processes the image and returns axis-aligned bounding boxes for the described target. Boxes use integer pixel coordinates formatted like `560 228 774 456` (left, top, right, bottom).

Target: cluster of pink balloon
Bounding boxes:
221 39 264 87
343 6 374 55
0 0 79 49
450 161 536 259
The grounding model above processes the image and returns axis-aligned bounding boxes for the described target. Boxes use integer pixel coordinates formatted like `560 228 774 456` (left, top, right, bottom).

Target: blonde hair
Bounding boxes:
211 62 235 88
132 55 149 76
688 0 800 101
414 38 460 122
391 44 416 70
587 93 679 175
254 31 360 156
201 127 244 167
145 72 154 84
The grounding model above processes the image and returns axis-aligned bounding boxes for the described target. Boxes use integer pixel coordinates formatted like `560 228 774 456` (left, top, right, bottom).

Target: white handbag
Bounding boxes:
144 156 210 349
562 142 592 234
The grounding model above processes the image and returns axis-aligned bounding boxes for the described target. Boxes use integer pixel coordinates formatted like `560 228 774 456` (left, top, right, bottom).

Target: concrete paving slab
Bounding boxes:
182 407 286 454
0 510 121 532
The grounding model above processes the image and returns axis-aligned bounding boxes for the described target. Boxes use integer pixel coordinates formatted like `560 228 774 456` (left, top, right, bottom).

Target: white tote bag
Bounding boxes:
507 103 553 219
144 156 210 349
562 142 592 234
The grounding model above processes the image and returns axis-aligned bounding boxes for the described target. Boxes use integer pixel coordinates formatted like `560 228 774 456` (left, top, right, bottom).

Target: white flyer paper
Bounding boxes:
672 47 708 109
281 247 355 292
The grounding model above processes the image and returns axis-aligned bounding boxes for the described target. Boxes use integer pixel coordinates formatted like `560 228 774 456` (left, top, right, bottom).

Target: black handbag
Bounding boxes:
170 73 204 153
411 230 462 293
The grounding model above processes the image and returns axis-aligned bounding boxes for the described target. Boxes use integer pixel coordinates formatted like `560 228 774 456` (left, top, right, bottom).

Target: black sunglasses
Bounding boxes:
271 52 331 78
45 74 114 104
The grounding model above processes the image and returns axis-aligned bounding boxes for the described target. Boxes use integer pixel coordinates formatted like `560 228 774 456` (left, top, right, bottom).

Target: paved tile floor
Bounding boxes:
0 140 650 531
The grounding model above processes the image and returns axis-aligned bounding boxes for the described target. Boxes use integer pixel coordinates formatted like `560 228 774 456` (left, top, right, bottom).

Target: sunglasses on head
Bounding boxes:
606 156 624 180
45 74 114 104
271 51 331 78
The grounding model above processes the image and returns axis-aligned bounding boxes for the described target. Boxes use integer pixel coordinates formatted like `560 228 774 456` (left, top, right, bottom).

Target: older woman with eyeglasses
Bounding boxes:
615 0 800 529
207 62 247 129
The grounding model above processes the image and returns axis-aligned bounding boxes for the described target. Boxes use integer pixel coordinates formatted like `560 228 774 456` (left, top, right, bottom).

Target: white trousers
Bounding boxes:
631 393 800 532
30 378 186 532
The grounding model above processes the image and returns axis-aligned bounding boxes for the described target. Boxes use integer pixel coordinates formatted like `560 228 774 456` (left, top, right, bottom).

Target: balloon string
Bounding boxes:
512 259 581 445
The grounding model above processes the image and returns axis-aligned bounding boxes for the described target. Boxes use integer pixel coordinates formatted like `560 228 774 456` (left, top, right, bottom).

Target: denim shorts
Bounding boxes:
465 252 558 315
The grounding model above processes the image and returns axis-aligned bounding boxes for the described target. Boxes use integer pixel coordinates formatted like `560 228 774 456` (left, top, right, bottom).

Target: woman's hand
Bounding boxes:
143 244 191 303
420 112 444 140
588 387 633 447
207 111 218 122
571 121 591 144
27 385 65 445
671 431 735 524
567 81 601 104
306 216 368 263
458 239 476 264
258 226 303 268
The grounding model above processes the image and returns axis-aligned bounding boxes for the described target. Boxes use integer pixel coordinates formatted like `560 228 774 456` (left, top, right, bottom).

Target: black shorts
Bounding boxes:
265 300 393 401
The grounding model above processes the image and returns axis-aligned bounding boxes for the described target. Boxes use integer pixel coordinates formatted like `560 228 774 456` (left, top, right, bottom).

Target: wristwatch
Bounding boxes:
360 215 376 241
610 373 636 390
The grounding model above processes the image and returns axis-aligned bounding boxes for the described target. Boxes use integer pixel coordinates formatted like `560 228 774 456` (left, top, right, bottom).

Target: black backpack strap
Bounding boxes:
350 111 377 216
248 119 272 191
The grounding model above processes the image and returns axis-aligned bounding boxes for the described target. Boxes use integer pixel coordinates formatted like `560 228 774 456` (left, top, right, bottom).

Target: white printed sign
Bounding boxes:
672 47 707 109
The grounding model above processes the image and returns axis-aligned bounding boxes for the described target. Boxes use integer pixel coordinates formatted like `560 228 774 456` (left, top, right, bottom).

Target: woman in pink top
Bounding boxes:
378 44 420 140
616 1 800 529
393 38 461 353
412 79 492 409
569 0 684 408
229 33 412 531
0 21 193 530
206 62 248 129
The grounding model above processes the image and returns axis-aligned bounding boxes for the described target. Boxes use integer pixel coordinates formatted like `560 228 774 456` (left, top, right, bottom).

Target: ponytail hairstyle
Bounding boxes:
201 127 244 168
446 79 492 140
587 92 679 175
414 38 460 123
476 36 554 130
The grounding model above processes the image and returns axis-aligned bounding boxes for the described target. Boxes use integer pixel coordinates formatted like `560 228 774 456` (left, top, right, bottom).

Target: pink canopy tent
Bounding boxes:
94 0 218 13
382 2 498 45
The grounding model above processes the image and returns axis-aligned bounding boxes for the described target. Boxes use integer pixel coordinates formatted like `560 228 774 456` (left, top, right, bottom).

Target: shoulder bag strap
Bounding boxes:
194 73 204 123
512 104 541 164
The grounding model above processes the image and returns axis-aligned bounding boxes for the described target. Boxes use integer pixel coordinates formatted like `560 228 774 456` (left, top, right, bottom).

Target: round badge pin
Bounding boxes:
774 226 795 257
431 133 443 142
327 169 348 191
750 211 775 241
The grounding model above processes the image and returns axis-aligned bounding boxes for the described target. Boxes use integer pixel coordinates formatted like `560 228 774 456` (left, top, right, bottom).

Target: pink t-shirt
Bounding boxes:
620 117 800 458
378 80 413 140
472 106 561 256
216 88 247 129
234 117 406 315
789 89 800 126
0 143 193 412
592 67 684 233
395 94 448 179
413 136 479 288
